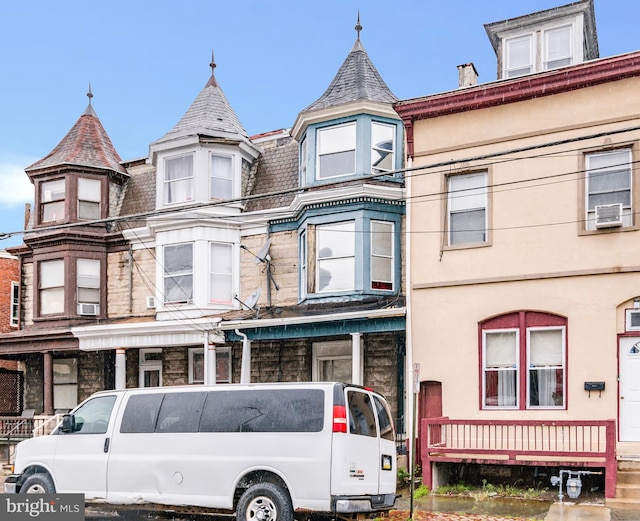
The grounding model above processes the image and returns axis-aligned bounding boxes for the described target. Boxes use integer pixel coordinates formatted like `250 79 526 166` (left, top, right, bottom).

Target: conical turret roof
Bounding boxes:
301 19 397 114
153 53 248 145
26 88 126 175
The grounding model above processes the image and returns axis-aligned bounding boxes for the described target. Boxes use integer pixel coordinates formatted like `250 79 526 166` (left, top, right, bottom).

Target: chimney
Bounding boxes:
457 63 479 88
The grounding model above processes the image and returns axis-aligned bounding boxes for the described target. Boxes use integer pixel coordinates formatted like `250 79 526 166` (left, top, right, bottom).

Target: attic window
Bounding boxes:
78 178 101 220
40 179 66 223
317 123 356 179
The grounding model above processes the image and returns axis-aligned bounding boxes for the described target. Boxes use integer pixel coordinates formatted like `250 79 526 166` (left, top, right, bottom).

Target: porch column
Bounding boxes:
115 348 127 390
43 351 53 415
351 332 362 386
205 340 217 385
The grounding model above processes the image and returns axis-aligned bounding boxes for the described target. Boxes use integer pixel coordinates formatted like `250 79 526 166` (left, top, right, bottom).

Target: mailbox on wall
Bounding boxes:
584 381 605 397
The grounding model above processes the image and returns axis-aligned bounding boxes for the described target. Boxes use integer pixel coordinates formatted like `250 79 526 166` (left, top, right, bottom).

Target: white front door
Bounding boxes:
619 337 640 441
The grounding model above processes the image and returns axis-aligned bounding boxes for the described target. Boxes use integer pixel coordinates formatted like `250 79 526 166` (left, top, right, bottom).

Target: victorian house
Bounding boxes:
0 20 406 438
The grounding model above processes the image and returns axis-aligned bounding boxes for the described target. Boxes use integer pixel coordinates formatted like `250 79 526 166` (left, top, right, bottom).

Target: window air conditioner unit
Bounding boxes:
78 303 99 316
146 296 156 309
595 203 623 228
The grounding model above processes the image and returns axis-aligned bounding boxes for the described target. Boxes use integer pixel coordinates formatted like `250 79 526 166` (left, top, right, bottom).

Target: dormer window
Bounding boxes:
165 155 193 204
210 154 233 200
78 178 101 220
40 179 65 223
317 123 356 179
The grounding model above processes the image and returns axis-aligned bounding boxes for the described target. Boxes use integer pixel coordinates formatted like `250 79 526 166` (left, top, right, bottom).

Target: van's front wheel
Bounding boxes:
21 473 55 494
237 483 293 521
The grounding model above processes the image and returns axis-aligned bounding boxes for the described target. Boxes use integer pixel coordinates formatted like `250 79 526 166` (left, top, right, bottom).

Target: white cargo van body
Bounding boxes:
5 382 396 520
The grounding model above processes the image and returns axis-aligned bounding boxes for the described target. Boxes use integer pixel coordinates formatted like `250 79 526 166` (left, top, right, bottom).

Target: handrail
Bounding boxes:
32 414 62 436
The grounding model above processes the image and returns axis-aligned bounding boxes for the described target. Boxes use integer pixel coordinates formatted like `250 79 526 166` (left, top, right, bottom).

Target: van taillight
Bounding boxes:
333 405 347 433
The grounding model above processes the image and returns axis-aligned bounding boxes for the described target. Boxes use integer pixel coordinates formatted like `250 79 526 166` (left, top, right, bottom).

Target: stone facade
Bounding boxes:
107 248 157 318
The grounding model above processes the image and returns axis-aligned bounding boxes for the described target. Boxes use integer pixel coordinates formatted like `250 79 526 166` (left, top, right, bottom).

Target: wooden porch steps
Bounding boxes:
606 459 640 509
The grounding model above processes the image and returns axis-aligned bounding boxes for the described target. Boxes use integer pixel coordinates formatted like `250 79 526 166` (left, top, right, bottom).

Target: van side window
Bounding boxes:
68 395 116 434
200 389 324 432
156 392 207 433
347 390 377 438
120 394 163 433
373 395 395 441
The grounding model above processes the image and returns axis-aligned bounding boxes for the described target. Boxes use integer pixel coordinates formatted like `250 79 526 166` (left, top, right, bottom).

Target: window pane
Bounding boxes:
319 358 352 382
506 35 532 76
317 222 355 292
371 122 395 174
53 358 77 385
485 369 517 407
450 209 486 245
587 150 632 210
68 395 116 433
371 221 393 256
165 156 193 204
41 179 65 202
545 26 571 69
156 392 207 433
164 244 193 302
210 242 232 303
529 329 562 366
449 173 487 211
486 331 517 367
120 394 164 433
211 155 233 199
41 260 64 288
348 390 377 437
529 368 564 407
317 124 356 179
78 178 100 202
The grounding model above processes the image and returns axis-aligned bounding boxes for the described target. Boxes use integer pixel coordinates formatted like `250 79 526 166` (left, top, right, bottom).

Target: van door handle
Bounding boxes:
103 438 110 453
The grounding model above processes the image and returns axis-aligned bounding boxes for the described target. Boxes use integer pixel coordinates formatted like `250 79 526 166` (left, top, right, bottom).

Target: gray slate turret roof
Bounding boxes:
26 98 127 176
302 37 397 113
153 59 248 144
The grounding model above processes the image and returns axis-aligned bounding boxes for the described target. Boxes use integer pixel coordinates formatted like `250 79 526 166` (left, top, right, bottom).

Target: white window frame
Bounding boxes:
526 326 566 409
585 149 632 230
544 24 573 70
370 221 394 291
163 243 194 304
312 340 363 384
316 221 355 293
504 34 533 78
210 153 233 200
39 259 65 316
10 281 18 327
209 242 233 305
482 329 520 409
77 178 101 220
40 179 66 223
164 154 194 205
448 172 488 246
139 348 163 387
371 121 396 175
316 122 356 180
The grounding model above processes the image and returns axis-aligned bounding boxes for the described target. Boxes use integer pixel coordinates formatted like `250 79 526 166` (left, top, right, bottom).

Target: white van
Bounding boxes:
4 382 396 520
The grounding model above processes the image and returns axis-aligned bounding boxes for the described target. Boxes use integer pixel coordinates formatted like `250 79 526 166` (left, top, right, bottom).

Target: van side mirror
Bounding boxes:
60 414 76 433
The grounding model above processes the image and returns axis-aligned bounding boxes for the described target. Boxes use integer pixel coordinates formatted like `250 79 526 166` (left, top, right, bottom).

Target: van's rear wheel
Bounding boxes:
237 483 293 521
21 473 55 494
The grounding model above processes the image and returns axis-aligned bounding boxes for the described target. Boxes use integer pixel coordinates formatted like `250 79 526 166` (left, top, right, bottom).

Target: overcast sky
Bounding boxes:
1 0 639 248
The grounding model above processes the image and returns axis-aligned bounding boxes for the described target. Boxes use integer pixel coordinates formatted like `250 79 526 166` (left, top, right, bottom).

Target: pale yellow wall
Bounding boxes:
107 249 156 318
408 75 640 421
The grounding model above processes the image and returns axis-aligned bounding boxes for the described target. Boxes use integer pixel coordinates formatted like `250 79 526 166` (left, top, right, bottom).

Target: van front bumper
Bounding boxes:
332 494 396 513
3 475 19 494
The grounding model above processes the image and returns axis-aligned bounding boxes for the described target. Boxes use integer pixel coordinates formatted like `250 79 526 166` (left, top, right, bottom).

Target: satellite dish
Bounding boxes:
244 287 261 310
254 238 272 265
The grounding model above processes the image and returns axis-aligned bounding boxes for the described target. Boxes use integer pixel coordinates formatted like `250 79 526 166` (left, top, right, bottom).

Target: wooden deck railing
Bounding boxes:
420 417 617 498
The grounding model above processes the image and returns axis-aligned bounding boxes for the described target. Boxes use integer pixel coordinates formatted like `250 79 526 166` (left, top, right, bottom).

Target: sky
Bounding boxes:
1 0 639 249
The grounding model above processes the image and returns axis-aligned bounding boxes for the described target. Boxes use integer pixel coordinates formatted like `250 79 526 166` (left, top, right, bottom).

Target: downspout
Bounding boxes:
236 329 251 384
128 244 133 314
405 155 416 456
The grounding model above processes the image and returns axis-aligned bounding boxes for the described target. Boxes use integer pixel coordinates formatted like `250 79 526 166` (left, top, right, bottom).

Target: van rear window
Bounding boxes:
120 389 324 433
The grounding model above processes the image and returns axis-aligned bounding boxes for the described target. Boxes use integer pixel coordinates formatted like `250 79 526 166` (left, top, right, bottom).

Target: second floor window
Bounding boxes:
78 178 101 220
317 123 356 179
10 282 18 327
39 259 64 315
371 221 394 291
586 149 632 230
317 222 355 292
209 242 232 304
164 243 193 303
210 154 233 200
165 155 193 204
77 259 100 315
40 179 65 223
448 172 488 246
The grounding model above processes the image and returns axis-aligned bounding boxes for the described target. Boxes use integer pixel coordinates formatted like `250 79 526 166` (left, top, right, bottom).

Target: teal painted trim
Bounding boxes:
224 316 405 341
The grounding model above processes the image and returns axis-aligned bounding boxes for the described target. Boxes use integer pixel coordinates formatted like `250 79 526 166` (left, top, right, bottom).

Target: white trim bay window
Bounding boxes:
209 242 232 305
164 243 193 304
164 155 193 204
39 259 64 315
317 123 356 179
317 222 355 292
210 154 233 200
448 172 487 246
585 149 632 230
481 312 566 410
77 259 100 315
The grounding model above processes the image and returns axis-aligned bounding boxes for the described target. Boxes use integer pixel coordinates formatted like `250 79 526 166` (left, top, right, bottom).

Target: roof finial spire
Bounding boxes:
87 82 93 105
209 49 216 74
206 49 219 88
355 10 362 40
